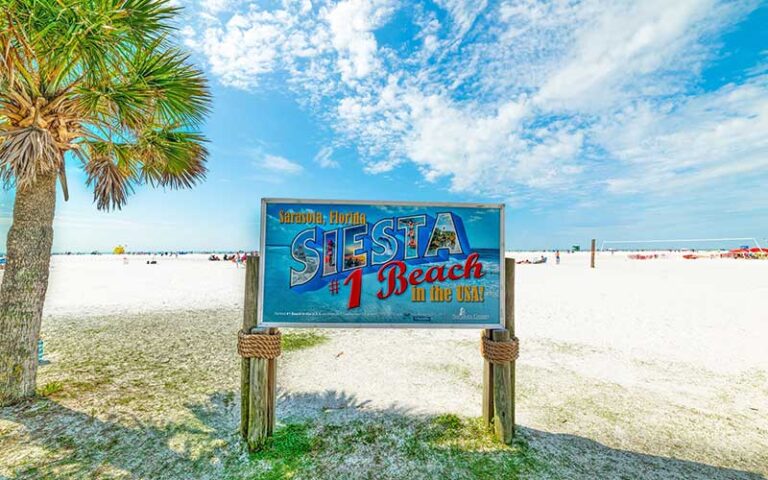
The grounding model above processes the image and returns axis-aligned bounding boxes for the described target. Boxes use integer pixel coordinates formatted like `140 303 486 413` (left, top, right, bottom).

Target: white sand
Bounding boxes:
44 254 246 316
24 252 768 476
517 251 767 374
42 251 766 375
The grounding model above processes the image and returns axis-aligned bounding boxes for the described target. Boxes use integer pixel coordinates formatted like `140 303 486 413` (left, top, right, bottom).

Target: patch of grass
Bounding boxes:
402 414 540 478
36 381 64 397
245 423 315 480
282 331 329 352
59 378 113 397
259 423 315 460
422 413 464 442
353 421 387 445
221 415 540 479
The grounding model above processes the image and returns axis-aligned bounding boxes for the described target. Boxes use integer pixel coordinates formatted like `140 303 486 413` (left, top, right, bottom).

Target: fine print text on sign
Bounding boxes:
259 199 504 328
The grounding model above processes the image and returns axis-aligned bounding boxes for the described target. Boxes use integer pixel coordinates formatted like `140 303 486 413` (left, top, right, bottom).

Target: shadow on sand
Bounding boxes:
0 389 763 480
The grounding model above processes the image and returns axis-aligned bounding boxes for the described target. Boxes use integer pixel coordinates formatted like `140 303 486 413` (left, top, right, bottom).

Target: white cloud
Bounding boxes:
199 0 243 15
256 154 304 174
325 0 396 83
186 0 395 89
534 0 741 111
189 1 329 89
432 0 488 49
601 75 768 193
314 146 340 168
187 0 766 204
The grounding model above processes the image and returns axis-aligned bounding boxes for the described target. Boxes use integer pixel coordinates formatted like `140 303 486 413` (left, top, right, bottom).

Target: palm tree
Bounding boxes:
0 0 210 405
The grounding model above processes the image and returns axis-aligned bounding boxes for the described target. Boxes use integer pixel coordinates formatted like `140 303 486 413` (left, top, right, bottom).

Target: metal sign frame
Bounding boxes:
258 198 505 329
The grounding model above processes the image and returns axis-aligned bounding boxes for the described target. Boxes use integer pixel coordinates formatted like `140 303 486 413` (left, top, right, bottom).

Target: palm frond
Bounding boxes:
0 0 211 205
17 0 180 85
77 80 153 132
134 42 211 127
136 128 208 188
85 156 134 211
0 127 60 189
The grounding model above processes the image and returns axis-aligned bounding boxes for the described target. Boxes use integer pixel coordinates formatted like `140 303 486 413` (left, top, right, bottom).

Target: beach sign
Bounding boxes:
258 199 504 328
242 198 514 449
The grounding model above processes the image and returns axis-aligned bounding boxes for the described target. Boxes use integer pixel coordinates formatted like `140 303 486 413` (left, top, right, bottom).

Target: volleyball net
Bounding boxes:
599 237 763 252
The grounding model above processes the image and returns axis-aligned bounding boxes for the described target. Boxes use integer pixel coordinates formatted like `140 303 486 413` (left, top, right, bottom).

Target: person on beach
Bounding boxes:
556 250 560 265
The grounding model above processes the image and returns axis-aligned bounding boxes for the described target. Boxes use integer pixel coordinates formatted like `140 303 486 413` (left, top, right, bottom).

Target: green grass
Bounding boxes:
238 415 540 480
36 381 64 397
403 414 540 479
246 423 315 480
282 331 329 352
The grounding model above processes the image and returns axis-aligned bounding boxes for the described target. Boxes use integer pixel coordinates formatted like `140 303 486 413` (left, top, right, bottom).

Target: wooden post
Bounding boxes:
483 258 516 443
482 328 494 425
241 254 278 450
248 327 276 450
506 259 516 437
591 238 596 268
240 254 258 439
492 328 514 444
267 331 277 433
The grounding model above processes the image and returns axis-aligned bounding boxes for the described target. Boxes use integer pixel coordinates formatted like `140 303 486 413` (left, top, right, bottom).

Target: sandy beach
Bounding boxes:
43 251 767 374
2 252 766 479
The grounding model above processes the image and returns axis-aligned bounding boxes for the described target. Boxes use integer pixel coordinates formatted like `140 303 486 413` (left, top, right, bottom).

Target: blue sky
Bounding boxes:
1 0 767 252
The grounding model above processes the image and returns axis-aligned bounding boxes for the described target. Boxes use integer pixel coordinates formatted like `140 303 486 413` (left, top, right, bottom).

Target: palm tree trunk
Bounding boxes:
0 173 57 405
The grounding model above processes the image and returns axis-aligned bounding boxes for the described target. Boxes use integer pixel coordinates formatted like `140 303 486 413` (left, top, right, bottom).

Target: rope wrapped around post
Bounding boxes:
480 335 519 364
238 329 282 359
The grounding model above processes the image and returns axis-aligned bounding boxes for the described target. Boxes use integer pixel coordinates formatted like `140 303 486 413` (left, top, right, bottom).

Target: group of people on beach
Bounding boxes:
517 255 548 265
516 250 562 265
208 252 248 267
